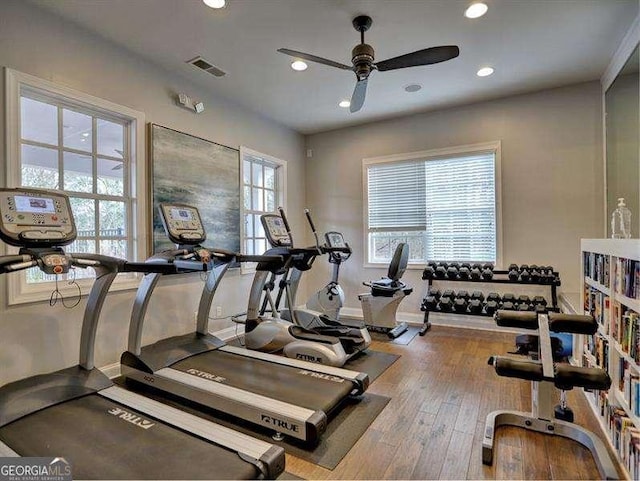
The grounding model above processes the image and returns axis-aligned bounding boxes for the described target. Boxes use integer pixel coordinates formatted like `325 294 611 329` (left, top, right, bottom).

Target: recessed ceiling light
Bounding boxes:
339 100 351 108
291 60 308 71
404 84 422 93
465 2 488 19
203 0 226 8
477 67 494 77
82 132 89 137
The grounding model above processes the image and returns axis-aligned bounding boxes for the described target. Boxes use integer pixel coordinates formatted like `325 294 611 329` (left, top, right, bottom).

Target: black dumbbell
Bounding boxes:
482 262 494 271
508 268 519 281
435 265 447 278
422 295 438 311
519 269 531 282
518 302 532 311
469 299 483 314
532 295 547 307
501 301 516 310
458 266 471 280
453 297 468 312
530 269 541 283
481 267 494 280
520 264 529 271
502 293 516 304
422 266 435 280
438 297 453 311
449 262 460 270
529 264 538 271
508 263 519 271
472 263 483 270
428 287 441 299
518 295 531 304
486 292 501 303
484 300 499 315
446 266 459 279
456 290 470 300
441 289 455 299
470 267 482 280
471 291 485 302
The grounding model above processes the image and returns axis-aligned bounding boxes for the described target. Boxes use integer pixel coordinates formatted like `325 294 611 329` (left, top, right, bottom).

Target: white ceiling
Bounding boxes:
33 0 638 134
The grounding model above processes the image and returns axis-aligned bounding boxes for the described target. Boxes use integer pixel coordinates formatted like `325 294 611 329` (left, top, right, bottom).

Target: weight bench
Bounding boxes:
483 310 618 480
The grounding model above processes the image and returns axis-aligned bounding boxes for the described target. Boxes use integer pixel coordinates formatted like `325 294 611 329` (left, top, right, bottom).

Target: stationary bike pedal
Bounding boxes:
554 404 574 423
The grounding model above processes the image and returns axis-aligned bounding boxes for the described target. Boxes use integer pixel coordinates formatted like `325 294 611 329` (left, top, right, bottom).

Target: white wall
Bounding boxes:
0 1 306 385
304 82 604 318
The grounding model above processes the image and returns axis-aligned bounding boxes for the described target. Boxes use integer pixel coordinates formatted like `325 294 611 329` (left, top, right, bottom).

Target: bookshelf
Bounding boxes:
578 239 640 480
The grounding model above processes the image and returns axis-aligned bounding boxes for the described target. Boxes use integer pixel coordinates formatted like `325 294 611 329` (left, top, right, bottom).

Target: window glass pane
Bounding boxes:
100 239 127 259
243 186 251 210
21 144 58 189
264 166 275 189
70 197 95 234
244 214 253 238
64 152 93 193
252 164 263 187
97 158 124 195
67 238 97 279
99 200 126 236
252 187 263 211
255 238 266 255
245 239 254 255
243 160 251 185
21 97 58 145
265 190 275 212
97 119 124 158
63 109 92 152
255 215 265 239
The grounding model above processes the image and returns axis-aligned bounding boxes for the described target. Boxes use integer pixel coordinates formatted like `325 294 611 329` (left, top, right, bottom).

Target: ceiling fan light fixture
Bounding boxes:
338 100 351 108
291 60 308 71
203 0 226 8
477 67 494 77
464 2 488 19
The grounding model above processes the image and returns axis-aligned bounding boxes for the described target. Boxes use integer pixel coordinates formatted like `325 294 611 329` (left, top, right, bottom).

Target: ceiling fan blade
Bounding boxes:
350 78 368 113
376 45 460 71
277 48 353 71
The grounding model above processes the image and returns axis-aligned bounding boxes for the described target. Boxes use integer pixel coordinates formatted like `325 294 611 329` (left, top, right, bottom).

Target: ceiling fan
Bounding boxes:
278 15 460 113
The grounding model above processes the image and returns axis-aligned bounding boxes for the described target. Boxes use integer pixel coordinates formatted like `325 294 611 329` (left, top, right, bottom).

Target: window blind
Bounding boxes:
366 152 496 262
367 160 426 230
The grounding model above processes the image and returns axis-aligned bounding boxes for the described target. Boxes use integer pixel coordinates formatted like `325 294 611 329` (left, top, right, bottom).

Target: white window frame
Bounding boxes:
4 68 146 305
362 141 503 269
239 146 287 274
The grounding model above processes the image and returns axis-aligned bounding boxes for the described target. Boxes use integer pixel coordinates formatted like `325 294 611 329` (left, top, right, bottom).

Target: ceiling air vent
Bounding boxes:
187 56 226 77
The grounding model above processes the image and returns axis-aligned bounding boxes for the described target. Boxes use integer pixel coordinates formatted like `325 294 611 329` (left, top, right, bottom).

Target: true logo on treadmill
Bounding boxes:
185 368 226 383
297 369 345 383
295 353 323 363
260 415 300 433
107 407 155 429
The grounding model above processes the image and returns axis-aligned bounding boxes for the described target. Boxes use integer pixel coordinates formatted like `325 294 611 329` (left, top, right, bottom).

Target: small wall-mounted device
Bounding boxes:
176 93 205 114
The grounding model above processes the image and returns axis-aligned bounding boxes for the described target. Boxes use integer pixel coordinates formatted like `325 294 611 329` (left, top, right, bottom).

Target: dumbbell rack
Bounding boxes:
419 268 561 336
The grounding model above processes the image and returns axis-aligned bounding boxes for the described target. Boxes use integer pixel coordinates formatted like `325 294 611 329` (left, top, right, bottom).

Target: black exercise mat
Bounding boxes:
368 325 421 345
117 377 390 471
344 349 400 383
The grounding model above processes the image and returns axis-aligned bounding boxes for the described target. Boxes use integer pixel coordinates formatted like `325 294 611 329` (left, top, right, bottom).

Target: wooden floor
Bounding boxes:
286 325 618 480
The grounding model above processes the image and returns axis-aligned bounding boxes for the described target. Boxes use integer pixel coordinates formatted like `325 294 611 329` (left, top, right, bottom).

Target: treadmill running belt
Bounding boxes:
172 350 354 414
0 394 258 480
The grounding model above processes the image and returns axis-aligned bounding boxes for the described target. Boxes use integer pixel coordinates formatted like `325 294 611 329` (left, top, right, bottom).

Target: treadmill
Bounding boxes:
121 202 369 444
0 188 284 479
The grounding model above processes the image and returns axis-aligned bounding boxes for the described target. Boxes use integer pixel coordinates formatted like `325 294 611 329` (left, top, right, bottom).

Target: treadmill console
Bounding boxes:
159 203 206 245
0 188 76 247
325 232 346 249
261 214 292 248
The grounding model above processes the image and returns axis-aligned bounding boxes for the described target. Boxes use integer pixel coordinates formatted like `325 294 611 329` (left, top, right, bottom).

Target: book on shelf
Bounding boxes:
616 257 640 300
609 405 640 478
584 251 610 287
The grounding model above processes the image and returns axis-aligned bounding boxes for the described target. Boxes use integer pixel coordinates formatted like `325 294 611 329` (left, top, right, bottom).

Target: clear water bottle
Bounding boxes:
611 197 632 239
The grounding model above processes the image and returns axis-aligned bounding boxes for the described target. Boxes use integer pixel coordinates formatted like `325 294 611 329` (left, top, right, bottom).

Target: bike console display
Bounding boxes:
0 188 76 247
325 232 346 249
159 203 206 245
261 214 292 248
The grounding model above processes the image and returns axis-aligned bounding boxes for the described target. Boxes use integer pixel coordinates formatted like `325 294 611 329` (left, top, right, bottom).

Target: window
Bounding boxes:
240 147 286 268
363 142 502 266
5 69 145 304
